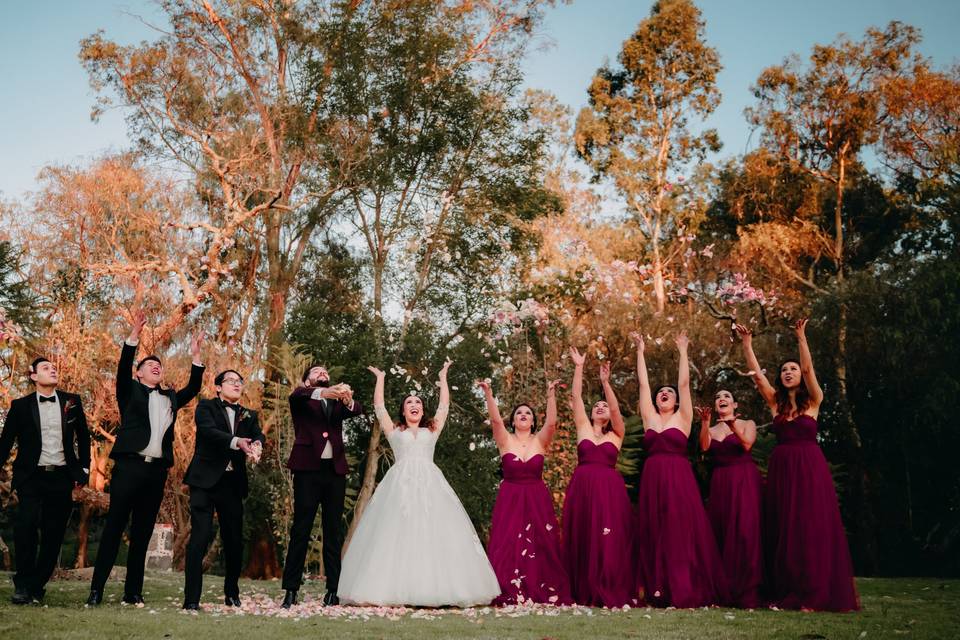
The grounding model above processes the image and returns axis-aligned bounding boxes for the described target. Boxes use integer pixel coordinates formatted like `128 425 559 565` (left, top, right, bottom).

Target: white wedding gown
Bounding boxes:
338 427 501 607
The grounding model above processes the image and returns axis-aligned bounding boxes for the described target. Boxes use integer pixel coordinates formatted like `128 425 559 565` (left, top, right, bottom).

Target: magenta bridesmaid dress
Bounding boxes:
487 453 572 605
707 427 764 608
635 428 727 607
765 414 859 611
561 440 635 607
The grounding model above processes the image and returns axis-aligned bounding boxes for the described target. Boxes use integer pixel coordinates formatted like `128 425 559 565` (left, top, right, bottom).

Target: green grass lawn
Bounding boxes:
0 571 957 639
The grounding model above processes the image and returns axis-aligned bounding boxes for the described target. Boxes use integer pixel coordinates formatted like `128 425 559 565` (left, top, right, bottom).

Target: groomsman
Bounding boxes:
182 369 265 610
281 365 362 608
0 358 90 604
87 312 205 606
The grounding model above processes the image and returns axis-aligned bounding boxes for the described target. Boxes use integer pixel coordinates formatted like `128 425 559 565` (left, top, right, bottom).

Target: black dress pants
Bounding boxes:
183 470 245 604
281 461 346 592
13 466 73 595
90 456 167 597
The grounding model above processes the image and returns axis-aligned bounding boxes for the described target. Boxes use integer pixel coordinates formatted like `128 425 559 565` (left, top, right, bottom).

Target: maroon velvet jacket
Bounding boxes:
285 386 363 475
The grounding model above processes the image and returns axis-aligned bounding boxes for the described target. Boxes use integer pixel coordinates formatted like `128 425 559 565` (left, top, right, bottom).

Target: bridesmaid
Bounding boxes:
479 379 572 606
697 390 763 608
633 331 727 608
561 347 635 608
737 320 859 611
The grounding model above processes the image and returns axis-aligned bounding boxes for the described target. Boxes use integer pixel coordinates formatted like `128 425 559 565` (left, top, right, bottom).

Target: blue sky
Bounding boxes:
1 1 957 201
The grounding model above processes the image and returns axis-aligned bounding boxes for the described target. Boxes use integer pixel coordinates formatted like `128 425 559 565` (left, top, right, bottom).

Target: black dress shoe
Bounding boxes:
183 602 200 610
30 588 45 605
281 589 298 609
323 591 339 606
11 588 31 605
86 589 103 606
122 594 145 605
224 595 241 607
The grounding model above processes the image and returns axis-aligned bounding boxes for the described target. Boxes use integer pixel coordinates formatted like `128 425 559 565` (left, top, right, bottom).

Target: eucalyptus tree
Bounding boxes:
575 0 721 313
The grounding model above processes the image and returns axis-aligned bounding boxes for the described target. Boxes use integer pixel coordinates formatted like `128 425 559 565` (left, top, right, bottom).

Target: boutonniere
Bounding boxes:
63 398 76 413
239 409 252 423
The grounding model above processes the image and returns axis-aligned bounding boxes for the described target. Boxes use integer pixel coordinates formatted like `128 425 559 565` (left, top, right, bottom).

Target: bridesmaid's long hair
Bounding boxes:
774 359 811 418
394 394 437 431
508 403 539 433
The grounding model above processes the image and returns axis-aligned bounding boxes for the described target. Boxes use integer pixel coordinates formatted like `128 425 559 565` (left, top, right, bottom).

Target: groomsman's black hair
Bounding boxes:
301 364 327 383
136 355 162 370
28 357 52 382
214 369 244 386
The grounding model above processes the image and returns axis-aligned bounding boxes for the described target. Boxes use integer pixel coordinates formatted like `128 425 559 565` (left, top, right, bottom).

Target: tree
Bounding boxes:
746 22 924 570
575 0 721 312
79 0 348 371
306 0 560 538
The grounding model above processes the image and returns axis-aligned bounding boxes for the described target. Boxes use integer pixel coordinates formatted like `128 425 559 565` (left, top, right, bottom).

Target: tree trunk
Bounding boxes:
652 237 666 314
74 501 91 569
833 157 877 574
0 534 10 570
244 529 282 579
346 257 387 549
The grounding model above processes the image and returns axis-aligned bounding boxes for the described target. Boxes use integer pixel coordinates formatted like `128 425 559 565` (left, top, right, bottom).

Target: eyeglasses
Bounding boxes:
221 377 244 386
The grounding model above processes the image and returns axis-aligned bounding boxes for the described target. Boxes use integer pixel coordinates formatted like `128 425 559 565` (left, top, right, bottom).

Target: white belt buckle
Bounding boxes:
143 455 155 463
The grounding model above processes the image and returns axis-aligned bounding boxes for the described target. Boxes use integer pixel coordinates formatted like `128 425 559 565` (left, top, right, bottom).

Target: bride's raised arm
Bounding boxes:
433 359 452 433
367 366 395 435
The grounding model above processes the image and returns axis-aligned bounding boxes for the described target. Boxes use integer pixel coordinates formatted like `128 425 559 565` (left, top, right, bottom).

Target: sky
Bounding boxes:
1 0 958 202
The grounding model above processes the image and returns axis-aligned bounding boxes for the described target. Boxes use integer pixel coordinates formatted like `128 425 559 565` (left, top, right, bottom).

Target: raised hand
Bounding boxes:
190 330 206 362
599 362 611 384
793 318 809 338
569 346 585 367
695 405 712 425
674 330 689 352
547 379 563 394
630 331 645 354
439 358 452 379
734 323 752 345
476 379 492 394
128 309 147 342
367 366 385 379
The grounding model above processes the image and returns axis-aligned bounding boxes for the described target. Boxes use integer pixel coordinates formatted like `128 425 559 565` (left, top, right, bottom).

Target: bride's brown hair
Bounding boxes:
394 394 437 431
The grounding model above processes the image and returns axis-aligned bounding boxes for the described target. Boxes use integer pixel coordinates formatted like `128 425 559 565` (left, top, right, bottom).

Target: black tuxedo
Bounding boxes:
0 391 90 488
0 390 90 597
90 340 204 599
183 398 264 604
110 342 204 466
184 398 264 496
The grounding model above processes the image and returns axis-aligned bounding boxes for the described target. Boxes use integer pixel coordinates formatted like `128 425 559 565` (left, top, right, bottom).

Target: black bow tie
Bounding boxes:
224 402 241 413
39 395 57 403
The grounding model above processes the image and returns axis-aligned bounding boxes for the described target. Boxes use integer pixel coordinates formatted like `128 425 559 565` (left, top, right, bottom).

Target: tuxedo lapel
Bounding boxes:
28 392 41 439
56 390 70 437
160 386 177 412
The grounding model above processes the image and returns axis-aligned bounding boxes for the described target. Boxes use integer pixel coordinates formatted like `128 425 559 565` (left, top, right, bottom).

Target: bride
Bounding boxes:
338 360 501 607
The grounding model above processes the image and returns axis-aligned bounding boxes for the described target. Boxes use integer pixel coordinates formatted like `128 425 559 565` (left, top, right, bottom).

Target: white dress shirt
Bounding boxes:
310 388 356 458
125 338 202 460
140 387 173 459
36 393 66 467
310 388 334 458
225 404 240 470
